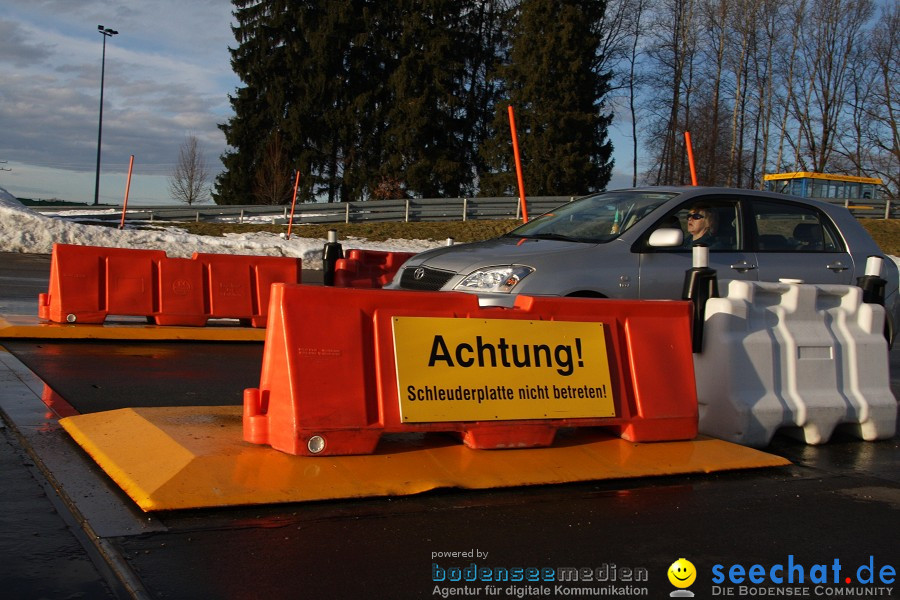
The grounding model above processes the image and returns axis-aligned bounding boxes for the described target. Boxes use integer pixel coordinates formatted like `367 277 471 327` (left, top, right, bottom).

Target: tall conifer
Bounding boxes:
480 0 614 196
216 0 615 203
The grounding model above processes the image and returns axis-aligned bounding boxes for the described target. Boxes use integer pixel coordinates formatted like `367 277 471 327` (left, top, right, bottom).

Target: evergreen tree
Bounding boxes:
216 0 615 204
338 1 396 201
216 0 298 204
287 1 372 203
480 0 614 196
380 1 470 198
379 1 510 198
457 1 511 195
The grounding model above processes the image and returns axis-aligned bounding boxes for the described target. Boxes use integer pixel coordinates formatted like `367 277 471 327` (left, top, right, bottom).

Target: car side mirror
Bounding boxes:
648 227 684 247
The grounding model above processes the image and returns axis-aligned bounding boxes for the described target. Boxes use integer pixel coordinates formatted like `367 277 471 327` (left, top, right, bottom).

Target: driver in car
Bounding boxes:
684 205 718 247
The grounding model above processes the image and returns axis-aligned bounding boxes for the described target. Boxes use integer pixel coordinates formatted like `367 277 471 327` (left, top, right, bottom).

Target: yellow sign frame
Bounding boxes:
392 317 615 422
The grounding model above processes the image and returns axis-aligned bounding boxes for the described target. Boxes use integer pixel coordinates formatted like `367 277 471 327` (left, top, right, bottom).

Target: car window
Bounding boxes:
749 200 844 252
507 191 676 243
646 200 741 251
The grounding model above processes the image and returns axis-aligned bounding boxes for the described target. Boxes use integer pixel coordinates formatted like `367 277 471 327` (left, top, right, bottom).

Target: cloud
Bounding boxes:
0 1 237 203
0 19 55 67
1 0 638 204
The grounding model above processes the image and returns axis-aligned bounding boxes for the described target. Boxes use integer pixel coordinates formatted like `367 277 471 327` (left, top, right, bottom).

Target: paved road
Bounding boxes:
0 423 119 598
0 252 898 600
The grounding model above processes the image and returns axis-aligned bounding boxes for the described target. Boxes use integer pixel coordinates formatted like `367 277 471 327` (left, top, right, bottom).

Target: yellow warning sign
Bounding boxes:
392 317 615 422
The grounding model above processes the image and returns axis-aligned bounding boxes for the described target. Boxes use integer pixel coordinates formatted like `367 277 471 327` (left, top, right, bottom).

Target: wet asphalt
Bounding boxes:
0 252 898 600
0 423 118 599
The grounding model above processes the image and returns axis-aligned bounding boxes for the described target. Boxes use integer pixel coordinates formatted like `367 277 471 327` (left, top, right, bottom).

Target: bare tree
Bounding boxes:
839 55 875 176
594 0 648 186
789 0 874 172
630 0 891 192
858 4 900 198
753 0 786 188
626 0 647 187
697 0 730 185
773 0 805 173
720 0 758 187
645 0 699 185
169 135 211 205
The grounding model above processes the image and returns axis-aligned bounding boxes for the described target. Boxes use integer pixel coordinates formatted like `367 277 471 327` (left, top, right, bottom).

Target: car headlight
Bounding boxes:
454 266 534 293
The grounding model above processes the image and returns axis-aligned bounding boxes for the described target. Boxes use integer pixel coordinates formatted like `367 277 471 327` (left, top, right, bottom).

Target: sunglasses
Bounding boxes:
687 213 706 221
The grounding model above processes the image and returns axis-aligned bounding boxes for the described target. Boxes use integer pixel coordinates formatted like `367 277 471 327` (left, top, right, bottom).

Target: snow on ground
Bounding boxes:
0 195 441 269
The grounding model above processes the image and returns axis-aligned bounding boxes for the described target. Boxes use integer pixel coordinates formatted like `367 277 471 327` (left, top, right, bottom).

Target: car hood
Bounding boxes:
407 236 598 273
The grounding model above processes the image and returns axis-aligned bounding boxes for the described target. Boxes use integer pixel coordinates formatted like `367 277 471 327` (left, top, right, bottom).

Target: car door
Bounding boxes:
748 199 854 285
636 197 759 298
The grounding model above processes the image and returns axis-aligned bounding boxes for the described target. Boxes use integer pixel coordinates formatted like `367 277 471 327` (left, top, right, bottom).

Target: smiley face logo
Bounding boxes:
668 558 697 588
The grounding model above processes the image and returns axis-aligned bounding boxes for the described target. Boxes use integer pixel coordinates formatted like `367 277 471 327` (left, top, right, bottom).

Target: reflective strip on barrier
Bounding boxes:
38 244 302 327
696 280 897 446
333 249 416 288
243 285 698 455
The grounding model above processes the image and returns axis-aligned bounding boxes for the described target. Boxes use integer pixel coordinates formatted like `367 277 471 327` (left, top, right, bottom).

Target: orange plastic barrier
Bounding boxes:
244 285 698 455
193 253 303 327
38 244 302 327
333 249 416 288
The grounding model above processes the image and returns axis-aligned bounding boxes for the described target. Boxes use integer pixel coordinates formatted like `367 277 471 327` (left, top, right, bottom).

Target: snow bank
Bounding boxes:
0 196 441 268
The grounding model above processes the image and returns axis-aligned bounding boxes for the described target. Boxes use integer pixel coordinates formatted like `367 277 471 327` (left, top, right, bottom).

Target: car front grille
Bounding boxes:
398 266 455 291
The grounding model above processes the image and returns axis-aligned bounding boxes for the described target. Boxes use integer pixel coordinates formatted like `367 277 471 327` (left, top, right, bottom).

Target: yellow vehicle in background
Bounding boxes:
764 172 887 216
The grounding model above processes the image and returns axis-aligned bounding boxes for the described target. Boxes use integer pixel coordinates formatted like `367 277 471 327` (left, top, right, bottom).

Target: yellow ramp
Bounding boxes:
61 406 790 511
0 315 265 341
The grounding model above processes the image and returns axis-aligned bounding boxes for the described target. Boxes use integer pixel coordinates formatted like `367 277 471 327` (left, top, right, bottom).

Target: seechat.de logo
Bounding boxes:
668 558 697 597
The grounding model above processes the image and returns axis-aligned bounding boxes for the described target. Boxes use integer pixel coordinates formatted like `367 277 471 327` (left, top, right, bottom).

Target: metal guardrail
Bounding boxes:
840 198 899 219
31 194 898 223
32 196 577 225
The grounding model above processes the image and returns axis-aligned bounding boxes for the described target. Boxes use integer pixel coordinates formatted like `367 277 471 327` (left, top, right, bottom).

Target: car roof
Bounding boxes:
600 185 845 213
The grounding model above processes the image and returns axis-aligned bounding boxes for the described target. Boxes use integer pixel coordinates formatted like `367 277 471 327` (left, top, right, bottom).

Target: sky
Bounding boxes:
0 0 636 207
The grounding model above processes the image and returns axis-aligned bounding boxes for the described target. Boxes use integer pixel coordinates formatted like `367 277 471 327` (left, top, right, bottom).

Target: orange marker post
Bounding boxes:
118 155 135 230
508 105 529 223
684 131 698 186
285 170 300 240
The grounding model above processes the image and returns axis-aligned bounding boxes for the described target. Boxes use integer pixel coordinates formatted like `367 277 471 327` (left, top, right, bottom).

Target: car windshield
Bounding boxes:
506 191 677 243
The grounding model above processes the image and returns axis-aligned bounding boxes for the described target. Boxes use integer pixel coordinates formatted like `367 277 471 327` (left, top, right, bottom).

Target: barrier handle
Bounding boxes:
682 244 718 353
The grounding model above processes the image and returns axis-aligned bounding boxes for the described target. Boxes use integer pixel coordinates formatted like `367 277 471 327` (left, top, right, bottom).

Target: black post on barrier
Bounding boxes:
681 244 719 353
857 255 887 306
322 229 343 286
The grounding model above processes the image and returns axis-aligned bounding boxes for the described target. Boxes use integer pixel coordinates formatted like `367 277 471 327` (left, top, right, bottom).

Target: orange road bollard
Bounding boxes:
508 105 529 222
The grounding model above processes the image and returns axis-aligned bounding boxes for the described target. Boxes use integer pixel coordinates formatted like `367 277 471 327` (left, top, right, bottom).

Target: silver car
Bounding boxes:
390 187 899 341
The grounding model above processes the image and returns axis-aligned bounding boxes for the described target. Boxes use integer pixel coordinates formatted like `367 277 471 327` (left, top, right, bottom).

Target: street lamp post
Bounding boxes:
93 25 118 206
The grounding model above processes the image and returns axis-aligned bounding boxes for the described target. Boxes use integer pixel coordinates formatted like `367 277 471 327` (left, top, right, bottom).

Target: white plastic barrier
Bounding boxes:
695 280 897 447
